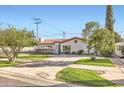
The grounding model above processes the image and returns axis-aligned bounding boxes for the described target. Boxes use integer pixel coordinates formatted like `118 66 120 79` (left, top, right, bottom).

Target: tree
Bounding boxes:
82 21 100 38
90 28 115 57
82 21 100 61
105 5 122 43
82 21 115 60
82 21 100 52
31 30 36 39
114 32 122 43
105 5 114 32
0 26 37 63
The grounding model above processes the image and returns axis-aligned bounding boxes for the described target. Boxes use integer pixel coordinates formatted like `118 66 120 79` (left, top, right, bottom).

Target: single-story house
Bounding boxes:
0 36 122 56
37 37 94 54
115 42 124 57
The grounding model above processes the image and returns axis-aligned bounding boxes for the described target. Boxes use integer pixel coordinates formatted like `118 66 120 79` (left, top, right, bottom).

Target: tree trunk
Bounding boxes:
88 49 90 55
1 47 23 63
8 57 13 63
12 57 16 63
8 57 16 63
91 56 96 62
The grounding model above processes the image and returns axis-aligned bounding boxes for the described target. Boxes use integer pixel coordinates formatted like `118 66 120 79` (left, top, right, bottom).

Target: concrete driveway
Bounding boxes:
0 56 83 79
0 56 84 87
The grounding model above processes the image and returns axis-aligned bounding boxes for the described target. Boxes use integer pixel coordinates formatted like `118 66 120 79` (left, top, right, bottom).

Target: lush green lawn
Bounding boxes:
0 53 51 62
0 54 51 67
74 58 114 67
0 61 21 67
56 67 118 87
18 54 51 61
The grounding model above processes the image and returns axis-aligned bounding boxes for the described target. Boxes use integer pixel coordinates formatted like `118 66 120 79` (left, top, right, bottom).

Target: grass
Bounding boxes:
0 61 21 67
56 67 118 87
74 58 114 67
0 53 51 62
17 54 51 61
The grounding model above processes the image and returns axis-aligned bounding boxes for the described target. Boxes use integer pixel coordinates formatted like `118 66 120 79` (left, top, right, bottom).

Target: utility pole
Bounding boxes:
63 32 65 39
34 18 41 40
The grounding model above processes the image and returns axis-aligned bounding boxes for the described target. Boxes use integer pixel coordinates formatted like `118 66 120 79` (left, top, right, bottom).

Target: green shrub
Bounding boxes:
77 50 84 55
72 51 76 54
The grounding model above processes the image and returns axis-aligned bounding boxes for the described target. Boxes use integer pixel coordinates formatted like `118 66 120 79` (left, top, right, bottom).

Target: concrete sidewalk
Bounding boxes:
111 57 124 71
100 58 124 85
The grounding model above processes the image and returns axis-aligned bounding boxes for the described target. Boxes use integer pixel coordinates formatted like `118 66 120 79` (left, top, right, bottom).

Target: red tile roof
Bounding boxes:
39 37 82 44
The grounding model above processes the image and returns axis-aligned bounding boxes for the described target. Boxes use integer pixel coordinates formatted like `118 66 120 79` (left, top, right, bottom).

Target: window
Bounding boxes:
74 40 78 43
63 46 71 52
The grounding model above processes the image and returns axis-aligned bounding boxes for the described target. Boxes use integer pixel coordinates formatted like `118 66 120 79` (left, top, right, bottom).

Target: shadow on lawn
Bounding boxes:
17 61 74 68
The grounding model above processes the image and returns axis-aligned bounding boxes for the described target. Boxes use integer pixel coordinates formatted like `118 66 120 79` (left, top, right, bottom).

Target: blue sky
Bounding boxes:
0 5 124 39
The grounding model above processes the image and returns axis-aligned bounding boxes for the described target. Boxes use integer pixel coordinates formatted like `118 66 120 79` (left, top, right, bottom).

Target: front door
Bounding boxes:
58 44 61 54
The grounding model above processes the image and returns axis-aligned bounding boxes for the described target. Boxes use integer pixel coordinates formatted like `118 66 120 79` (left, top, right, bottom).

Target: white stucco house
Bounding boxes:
24 36 123 56
37 37 94 54
115 42 124 57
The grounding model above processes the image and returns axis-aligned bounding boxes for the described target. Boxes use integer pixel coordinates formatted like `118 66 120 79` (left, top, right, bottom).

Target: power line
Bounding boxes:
39 32 82 39
4 6 68 33
41 21 67 33
40 34 61 38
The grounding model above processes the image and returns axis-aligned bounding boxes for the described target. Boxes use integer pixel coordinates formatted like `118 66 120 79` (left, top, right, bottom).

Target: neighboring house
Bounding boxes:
0 47 36 54
20 47 36 53
115 42 124 57
37 37 94 54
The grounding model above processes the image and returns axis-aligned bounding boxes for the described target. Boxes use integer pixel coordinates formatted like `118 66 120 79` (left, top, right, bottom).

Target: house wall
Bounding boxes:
37 38 96 54
37 44 57 54
54 43 60 54
37 44 54 49
60 39 94 54
115 42 124 57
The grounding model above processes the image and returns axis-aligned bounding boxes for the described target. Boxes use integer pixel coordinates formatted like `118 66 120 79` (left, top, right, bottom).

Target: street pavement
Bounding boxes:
0 76 38 87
